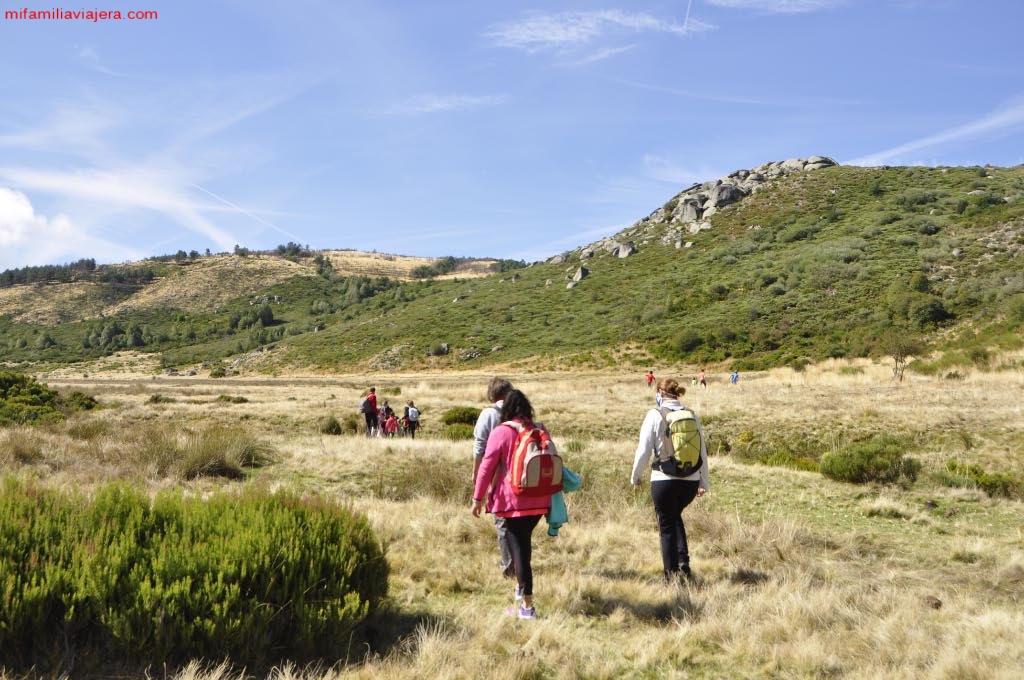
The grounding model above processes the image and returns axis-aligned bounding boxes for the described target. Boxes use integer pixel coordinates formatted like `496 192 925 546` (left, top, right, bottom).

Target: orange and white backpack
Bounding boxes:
503 420 564 497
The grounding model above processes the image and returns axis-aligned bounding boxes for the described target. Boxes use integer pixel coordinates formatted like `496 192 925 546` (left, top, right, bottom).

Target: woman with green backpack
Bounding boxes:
631 377 710 581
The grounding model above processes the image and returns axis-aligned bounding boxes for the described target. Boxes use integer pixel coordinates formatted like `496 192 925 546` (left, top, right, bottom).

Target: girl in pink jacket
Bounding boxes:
471 389 551 619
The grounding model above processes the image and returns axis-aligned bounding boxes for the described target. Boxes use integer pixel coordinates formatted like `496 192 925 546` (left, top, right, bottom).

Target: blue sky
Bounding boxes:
1 0 1023 271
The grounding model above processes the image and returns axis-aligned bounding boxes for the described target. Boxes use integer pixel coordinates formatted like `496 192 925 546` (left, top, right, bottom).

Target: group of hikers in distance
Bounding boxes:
358 386 420 438
468 375 710 620
647 368 739 388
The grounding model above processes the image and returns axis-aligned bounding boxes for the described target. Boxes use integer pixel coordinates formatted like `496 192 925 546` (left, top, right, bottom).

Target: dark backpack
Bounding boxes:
359 396 373 414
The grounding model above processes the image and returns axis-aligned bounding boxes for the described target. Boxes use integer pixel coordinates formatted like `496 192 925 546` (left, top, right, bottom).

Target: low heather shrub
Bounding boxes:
0 478 389 674
820 435 920 485
440 406 479 427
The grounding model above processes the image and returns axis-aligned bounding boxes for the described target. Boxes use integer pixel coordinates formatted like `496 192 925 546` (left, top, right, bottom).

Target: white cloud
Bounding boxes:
846 97 1024 166
0 166 239 251
706 0 845 13
381 93 508 116
0 187 142 269
77 46 121 76
485 9 713 54
0 105 121 157
558 44 637 67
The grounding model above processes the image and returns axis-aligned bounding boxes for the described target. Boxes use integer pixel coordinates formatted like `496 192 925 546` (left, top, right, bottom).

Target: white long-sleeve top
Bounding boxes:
472 400 503 459
631 398 710 490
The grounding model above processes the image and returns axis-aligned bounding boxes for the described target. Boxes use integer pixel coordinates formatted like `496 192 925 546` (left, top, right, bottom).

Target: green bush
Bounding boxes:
440 406 479 427
442 423 475 440
342 412 363 435
820 435 920 485
319 414 343 435
940 460 1022 498
0 372 65 426
0 478 389 674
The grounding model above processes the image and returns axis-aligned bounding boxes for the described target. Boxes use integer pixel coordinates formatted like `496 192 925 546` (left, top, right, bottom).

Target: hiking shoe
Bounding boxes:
505 605 536 619
514 585 524 602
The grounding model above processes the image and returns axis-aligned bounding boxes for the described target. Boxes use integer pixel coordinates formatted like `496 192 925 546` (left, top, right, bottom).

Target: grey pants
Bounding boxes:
495 516 514 577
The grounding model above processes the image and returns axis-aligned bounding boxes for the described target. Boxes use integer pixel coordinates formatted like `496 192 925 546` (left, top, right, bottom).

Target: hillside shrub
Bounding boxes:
938 460 1022 498
440 406 480 426
0 478 389 674
318 414 343 435
728 430 821 471
820 436 920 485
442 423 475 440
0 372 90 426
341 412 363 435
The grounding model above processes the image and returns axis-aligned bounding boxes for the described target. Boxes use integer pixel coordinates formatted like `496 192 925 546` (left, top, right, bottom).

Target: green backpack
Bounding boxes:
654 407 703 477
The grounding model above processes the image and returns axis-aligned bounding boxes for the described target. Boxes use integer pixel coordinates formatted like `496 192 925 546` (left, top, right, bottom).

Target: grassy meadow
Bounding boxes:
3 356 1024 679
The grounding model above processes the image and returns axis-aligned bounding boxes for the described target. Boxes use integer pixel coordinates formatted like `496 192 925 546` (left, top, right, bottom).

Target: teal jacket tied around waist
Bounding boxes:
546 467 581 536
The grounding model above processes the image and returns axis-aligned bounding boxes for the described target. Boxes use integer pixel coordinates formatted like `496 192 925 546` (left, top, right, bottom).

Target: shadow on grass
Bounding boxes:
567 588 705 624
353 604 444 660
728 567 772 586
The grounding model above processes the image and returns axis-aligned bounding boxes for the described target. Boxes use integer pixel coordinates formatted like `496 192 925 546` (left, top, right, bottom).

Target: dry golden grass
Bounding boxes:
0 251 498 324
5 359 1024 678
323 250 497 281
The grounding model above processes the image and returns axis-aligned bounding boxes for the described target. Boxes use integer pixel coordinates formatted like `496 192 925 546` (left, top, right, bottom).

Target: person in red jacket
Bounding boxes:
360 387 377 437
471 389 552 620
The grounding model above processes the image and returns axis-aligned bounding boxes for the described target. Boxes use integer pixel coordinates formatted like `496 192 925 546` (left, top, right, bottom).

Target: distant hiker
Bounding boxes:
405 400 420 438
645 370 655 388
730 371 739 385
631 377 709 581
360 387 378 437
384 413 399 437
472 389 554 620
473 377 515 578
699 369 707 389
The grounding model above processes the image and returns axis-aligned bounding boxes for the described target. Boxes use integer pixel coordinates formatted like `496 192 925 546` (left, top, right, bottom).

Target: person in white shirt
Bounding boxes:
631 377 710 580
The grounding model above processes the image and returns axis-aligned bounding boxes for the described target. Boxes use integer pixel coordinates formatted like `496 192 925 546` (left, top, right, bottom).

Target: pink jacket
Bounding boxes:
473 419 552 518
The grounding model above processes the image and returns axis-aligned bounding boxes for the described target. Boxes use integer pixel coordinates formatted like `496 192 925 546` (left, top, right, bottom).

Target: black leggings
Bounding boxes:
650 479 700 576
504 514 542 596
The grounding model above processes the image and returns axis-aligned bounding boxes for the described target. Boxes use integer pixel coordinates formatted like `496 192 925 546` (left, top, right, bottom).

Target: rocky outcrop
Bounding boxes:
651 156 837 228
557 156 837 271
566 157 837 264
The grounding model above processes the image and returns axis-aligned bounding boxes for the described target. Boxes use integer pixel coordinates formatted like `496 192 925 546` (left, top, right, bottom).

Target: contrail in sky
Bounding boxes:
189 183 303 243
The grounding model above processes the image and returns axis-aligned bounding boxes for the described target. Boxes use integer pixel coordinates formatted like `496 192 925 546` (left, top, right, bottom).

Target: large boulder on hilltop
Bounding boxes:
706 182 746 208
805 156 838 170
678 198 701 222
571 156 839 260
781 158 807 172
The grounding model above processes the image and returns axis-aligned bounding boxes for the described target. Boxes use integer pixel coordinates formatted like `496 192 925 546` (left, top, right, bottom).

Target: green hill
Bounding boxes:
2 161 1021 374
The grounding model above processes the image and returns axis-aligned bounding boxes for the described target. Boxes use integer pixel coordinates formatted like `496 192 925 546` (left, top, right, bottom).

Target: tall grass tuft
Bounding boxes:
131 423 276 480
